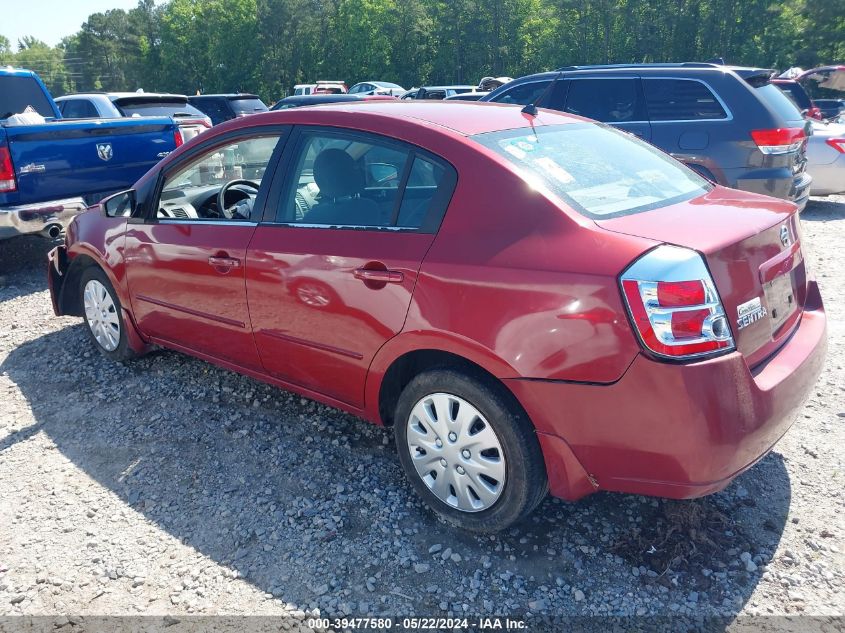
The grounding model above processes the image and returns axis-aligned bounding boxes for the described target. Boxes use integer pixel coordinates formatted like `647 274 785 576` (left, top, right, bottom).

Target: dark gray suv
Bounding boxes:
481 63 812 210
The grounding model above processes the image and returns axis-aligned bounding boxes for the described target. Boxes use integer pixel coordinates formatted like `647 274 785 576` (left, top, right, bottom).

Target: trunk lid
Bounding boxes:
598 187 807 368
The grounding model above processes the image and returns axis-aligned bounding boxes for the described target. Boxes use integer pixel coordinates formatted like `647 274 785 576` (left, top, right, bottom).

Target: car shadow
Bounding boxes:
1 325 791 620
0 235 57 301
802 196 845 222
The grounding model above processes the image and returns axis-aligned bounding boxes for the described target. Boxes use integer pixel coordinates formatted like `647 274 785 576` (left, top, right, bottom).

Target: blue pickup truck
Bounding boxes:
0 67 181 240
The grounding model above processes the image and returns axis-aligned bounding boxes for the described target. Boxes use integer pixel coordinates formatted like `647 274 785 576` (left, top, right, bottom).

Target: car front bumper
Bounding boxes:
0 197 86 240
506 280 827 501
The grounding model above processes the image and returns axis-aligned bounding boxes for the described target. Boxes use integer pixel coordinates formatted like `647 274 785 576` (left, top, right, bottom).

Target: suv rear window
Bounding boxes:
643 79 727 120
473 123 710 219
115 100 206 118
230 97 268 114
755 84 803 122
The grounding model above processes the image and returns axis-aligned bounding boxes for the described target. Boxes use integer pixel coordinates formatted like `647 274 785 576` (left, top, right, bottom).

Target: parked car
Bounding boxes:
313 81 348 94
188 94 268 125
293 84 317 96
0 68 181 241
402 85 478 100
54 92 211 143
269 94 395 110
482 63 813 210
48 101 826 532
772 78 823 120
813 99 845 120
806 121 845 195
348 81 406 96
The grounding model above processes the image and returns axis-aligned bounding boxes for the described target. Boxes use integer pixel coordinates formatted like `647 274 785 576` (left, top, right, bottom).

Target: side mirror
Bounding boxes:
102 190 136 218
367 162 399 186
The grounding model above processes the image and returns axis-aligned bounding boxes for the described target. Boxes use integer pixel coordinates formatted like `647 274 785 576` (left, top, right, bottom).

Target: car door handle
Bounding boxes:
353 268 404 283
208 255 241 268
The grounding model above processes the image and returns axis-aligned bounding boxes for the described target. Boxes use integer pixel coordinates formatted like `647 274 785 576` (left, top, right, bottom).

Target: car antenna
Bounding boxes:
522 70 563 116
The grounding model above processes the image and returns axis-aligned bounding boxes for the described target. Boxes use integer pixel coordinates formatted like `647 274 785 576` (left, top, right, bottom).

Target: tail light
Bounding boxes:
750 128 806 155
825 138 845 153
0 146 17 193
174 129 184 148
621 246 734 360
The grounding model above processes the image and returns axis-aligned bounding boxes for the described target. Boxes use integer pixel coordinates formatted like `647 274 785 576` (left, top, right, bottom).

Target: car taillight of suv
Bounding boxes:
750 127 806 154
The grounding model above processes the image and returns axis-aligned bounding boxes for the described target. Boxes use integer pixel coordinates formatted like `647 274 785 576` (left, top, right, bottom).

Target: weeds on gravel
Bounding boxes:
610 499 749 583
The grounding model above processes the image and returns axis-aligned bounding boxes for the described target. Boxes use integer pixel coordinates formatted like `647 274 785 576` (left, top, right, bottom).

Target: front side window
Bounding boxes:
157 135 281 221
643 79 727 121
492 80 551 106
564 79 645 122
474 123 710 219
278 130 454 231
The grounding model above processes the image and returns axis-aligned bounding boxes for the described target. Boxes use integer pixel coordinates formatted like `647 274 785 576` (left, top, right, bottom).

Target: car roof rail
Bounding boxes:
553 62 722 72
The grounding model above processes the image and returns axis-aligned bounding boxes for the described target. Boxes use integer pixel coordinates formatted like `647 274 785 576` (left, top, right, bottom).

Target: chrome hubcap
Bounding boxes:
406 393 506 513
83 279 120 351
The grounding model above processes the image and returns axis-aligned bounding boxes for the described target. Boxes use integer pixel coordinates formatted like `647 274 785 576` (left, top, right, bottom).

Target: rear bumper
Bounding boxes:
0 197 86 240
732 170 812 211
507 280 827 500
808 155 845 195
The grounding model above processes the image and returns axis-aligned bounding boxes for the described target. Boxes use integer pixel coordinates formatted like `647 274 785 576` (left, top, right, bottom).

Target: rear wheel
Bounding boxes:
394 369 547 532
80 267 135 362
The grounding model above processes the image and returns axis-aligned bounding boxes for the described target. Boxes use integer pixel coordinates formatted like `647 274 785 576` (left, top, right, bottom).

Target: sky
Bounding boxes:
2 0 144 48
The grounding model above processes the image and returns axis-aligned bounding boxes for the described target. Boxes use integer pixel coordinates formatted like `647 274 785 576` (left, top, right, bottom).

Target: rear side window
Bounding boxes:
564 79 646 122
492 80 551 105
0 76 55 119
755 83 804 122
643 79 727 121
60 99 99 119
474 123 710 219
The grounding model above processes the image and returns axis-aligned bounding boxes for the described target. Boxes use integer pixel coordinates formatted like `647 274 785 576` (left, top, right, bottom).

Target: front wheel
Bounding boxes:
394 369 548 532
80 267 136 362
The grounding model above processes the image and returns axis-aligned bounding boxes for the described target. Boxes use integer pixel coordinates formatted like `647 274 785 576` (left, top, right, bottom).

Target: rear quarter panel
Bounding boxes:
366 140 654 417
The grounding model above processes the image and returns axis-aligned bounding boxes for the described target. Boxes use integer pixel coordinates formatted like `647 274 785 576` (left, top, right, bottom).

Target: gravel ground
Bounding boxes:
0 196 843 630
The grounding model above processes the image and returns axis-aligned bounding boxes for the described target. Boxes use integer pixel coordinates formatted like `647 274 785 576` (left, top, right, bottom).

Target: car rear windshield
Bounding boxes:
776 82 812 111
0 76 56 119
755 83 803 122
115 99 206 118
473 123 710 219
230 97 268 114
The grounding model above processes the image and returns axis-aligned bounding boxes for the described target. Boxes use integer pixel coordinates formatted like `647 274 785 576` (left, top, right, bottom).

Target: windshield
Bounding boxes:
473 123 710 219
115 100 206 118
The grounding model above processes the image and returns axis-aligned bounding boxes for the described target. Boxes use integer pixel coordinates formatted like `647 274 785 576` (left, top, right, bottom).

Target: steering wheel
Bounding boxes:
217 179 260 219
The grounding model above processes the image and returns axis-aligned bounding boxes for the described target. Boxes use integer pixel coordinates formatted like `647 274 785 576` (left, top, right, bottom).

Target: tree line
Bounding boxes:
1 0 843 102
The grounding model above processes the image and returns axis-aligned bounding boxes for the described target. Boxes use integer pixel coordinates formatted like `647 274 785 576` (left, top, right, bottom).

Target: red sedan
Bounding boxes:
48 102 827 532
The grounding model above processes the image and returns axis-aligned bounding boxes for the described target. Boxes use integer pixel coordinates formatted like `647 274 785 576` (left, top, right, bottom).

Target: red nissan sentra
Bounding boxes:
47 102 827 532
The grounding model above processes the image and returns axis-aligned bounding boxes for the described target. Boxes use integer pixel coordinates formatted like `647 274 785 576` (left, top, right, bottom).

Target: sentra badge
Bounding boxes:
737 297 767 330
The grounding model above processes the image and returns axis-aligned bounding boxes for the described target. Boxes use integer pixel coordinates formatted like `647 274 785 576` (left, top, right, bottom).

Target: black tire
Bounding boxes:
394 369 548 532
79 266 136 362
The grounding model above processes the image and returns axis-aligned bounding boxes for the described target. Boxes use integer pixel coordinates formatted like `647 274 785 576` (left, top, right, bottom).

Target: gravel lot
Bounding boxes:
0 196 843 629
